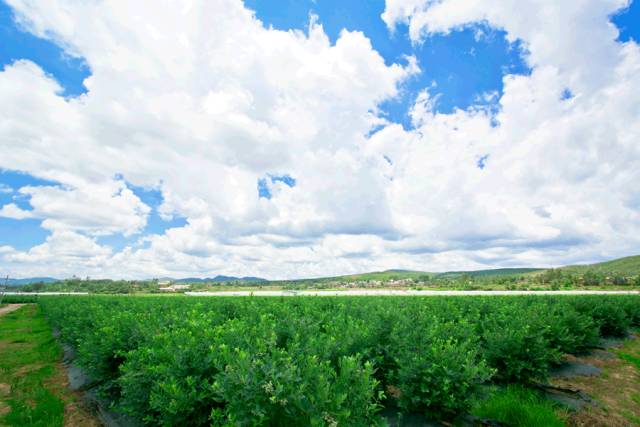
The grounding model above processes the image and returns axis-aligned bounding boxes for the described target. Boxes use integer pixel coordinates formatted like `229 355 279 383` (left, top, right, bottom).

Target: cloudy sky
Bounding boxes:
0 0 639 279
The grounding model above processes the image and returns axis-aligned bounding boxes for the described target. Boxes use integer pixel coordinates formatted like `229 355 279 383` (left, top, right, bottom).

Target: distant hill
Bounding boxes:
300 270 434 283
5 255 637 290
308 268 545 282
5 277 59 286
561 255 640 275
307 256 640 282
174 276 267 283
279 268 545 284
436 268 543 278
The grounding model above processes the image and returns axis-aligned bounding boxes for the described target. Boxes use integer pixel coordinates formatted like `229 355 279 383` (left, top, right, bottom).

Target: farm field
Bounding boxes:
24 294 640 426
3 2 639 426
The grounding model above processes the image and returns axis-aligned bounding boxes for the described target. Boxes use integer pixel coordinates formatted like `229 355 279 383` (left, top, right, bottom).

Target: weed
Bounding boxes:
473 385 566 427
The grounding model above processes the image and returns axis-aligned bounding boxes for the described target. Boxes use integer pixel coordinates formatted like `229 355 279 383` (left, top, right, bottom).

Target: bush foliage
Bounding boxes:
39 295 640 425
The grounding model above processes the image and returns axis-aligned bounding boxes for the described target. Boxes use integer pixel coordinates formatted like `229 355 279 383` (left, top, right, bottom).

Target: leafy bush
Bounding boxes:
574 298 631 337
480 305 558 382
387 315 493 418
543 304 599 355
618 297 640 327
36 294 640 424
212 350 380 426
118 317 223 425
1 294 39 303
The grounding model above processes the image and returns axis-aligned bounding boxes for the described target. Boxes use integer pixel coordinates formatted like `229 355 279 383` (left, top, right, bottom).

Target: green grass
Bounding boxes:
617 346 640 370
473 385 567 427
0 305 65 427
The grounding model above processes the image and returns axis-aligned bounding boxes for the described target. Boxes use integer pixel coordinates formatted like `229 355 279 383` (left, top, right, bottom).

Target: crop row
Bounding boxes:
39 295 640 426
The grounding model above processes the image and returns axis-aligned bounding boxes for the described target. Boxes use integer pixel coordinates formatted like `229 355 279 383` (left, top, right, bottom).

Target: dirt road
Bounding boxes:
0 304 26 316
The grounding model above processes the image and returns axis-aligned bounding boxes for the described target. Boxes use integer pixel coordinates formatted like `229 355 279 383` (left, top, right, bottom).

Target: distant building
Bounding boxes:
159 284 191 292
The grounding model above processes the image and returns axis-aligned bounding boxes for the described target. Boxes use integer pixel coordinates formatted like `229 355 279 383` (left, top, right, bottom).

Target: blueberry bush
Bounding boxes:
39 295 640 425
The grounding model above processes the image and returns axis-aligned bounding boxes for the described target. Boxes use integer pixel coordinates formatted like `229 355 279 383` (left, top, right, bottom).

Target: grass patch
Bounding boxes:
473 385 566 427
618 352 640 369
617 341 640 370
0 305 65 427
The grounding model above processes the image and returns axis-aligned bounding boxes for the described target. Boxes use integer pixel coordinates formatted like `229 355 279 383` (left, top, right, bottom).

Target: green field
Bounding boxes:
35 294 640 426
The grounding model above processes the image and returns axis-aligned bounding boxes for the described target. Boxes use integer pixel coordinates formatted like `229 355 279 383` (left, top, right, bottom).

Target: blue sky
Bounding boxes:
1 0 639 278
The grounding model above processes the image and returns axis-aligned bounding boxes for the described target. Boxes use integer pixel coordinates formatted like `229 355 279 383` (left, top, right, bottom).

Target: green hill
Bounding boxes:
286 267 542 284
562 255 640 275
337 267 543 281
338 255 640 282
436 268 543 278
290 255 640 284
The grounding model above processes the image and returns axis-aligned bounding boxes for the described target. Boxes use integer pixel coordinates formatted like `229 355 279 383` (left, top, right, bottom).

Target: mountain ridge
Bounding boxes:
5 254 638 285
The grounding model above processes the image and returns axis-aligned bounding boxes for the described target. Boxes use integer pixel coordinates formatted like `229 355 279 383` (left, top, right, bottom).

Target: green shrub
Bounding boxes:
211 349 381 426
1 294 39 303
480 306 557 383
36 294 640 425
619 297 640 327
574 298 631 337
118 319 222 425
543 304 599 355
388 316 493 418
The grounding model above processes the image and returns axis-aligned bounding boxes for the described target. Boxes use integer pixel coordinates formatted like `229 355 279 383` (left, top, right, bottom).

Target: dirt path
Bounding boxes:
0 303 26 316
555 334 640 426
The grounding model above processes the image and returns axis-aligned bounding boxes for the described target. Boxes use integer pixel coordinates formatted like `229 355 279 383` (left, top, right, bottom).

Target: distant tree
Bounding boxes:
582 270 603 286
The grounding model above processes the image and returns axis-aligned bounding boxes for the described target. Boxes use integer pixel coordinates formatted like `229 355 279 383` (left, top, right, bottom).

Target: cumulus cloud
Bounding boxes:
0 203 34 219
3 231 113 278
374 0 640 266
0 0 638 279
22 181 151 236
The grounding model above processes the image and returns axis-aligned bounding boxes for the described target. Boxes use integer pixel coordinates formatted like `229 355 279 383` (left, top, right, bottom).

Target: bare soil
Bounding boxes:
0 304 26 317
556 335 640 426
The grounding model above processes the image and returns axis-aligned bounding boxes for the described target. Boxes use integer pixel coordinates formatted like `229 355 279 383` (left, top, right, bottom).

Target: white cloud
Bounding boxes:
3 231 113 278
21 181 150 236
0 203 34 220
0 0 638 279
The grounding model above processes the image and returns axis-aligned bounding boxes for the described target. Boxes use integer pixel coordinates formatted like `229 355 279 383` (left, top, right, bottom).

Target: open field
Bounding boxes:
31 294 640 426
